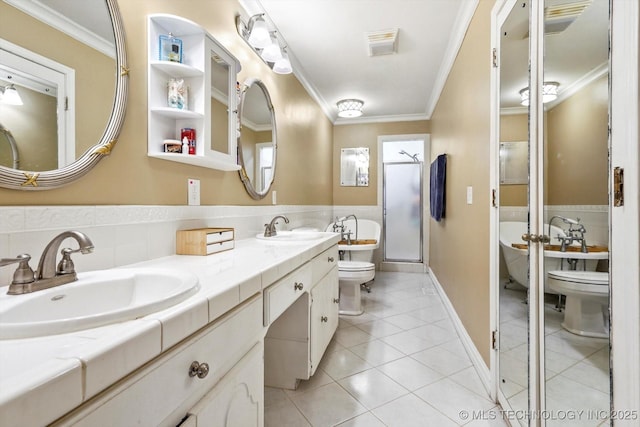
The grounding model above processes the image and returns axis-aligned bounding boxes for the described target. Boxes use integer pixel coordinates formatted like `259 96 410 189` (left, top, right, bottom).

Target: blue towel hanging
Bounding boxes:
430 154 447 221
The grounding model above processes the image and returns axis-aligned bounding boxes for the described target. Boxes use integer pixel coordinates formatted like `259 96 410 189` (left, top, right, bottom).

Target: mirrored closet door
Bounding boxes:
493 0 614 425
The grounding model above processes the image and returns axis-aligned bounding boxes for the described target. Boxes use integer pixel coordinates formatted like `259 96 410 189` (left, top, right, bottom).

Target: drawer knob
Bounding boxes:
328 256 335 262
321 316 328 322
294 282 304 291
189 361 210 379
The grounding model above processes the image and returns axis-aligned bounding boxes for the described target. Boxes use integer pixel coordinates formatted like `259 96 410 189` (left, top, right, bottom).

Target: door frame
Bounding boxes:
609 0 640 420
377 134 431 269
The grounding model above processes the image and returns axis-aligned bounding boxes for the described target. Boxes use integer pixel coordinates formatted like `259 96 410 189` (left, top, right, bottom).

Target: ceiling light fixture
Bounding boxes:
260 34 283 63
519 82 559 106
246 15 271 49
337 99 364 118
272 49 292 74
1 84 23 106
236 14 292 75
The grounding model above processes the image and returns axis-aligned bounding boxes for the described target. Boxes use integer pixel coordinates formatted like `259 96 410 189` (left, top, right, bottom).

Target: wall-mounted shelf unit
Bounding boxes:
147 14 241 171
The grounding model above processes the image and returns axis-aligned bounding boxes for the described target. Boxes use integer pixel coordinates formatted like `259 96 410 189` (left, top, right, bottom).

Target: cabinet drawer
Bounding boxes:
176 228 234 255
54 295 262 427
264 262 312 326
311 245 339 284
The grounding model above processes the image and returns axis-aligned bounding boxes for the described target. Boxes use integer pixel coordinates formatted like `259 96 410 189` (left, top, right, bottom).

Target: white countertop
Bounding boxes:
0 233 339 426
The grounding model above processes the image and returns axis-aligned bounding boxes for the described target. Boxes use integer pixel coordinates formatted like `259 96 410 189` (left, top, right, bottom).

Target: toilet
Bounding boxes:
336 261 376 315
547 270 609 338
326 219 380 316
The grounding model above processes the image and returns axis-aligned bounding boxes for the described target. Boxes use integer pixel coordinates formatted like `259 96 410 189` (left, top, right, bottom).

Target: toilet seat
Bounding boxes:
548 271 608 296
338 261 375 272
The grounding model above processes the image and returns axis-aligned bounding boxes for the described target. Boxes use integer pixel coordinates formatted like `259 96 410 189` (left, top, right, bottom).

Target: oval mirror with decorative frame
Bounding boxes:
237 77 276 199
0 0 128 190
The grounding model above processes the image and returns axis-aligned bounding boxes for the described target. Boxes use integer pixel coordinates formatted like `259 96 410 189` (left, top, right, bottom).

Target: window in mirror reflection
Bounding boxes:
340 147 369 186
210 53 230 155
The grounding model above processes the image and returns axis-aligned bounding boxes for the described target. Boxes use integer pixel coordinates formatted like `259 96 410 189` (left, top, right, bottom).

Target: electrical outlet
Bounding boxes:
466 186 473 205
272 190 277 205
188 179 200 206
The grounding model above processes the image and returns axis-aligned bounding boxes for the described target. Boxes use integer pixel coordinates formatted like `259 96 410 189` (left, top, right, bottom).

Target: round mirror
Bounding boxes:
0 0 128 189
237 78 276 199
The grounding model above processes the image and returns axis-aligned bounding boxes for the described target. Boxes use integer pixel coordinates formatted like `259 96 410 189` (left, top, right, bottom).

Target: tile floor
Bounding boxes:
498 283 611 427
265 271 508 427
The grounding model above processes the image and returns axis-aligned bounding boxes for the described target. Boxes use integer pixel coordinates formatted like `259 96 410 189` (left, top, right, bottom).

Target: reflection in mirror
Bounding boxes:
0 0 126 189
497 0 529 422
237 78 276 199
0 123 19 168
543 0 610 418
499 141 527 185
210 53 230 155
340 147 369 186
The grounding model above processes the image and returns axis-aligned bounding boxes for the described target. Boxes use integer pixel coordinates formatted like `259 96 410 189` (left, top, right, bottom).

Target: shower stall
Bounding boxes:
382 140 424 263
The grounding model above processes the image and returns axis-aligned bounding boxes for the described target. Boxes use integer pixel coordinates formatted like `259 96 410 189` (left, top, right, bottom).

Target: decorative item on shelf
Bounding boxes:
176 228 235 256
236 13 292 74
181 128 196 155
159 33 183 63
167 78 189 110
163 139 182 153
337 99 364 118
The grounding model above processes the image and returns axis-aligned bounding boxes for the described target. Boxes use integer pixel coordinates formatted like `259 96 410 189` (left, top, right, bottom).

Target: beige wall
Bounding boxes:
0 0 333 206
547 75 609 205
332 121 430 205
429 0 494 365
499 76 609 207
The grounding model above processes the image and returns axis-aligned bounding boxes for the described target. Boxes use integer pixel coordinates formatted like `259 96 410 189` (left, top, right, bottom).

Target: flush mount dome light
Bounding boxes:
519 82 559 106
337 99 364 118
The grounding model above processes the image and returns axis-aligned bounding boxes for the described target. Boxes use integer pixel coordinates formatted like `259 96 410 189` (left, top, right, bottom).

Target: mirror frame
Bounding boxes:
237 77 277 200
0 0 128 190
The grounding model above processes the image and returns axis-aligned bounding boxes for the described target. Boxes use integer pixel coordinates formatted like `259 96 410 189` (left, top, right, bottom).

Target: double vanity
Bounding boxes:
0 231 340 426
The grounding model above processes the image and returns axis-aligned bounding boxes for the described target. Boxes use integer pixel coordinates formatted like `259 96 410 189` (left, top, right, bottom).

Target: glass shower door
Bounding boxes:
383 162 423 262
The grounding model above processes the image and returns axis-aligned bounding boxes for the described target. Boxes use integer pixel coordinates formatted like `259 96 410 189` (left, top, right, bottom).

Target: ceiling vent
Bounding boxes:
544 0 592 34
366 28 398 57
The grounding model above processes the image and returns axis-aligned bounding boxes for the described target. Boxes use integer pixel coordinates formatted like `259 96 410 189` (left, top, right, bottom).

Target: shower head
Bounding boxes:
399 150 420 163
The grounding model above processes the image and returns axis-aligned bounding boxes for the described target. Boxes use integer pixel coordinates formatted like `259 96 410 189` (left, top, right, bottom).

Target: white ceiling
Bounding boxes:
241 0 476 124
242 0 609 123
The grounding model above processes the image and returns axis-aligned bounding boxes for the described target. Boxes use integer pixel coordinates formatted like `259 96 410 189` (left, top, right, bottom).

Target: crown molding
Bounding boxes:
4 0 115 58
425 0 480 119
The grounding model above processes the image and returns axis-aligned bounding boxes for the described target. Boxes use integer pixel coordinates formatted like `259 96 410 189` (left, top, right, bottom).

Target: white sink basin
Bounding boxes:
0 268 199 339
255 230 327 242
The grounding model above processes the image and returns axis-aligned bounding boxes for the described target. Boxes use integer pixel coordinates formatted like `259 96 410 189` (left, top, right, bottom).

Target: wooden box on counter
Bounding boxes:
176 228 234 255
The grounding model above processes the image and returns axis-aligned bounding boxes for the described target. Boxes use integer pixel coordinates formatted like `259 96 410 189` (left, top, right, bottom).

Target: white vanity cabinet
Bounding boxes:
264 245 339 389
182 341 263 426
147 14 240 171
51 295 263 427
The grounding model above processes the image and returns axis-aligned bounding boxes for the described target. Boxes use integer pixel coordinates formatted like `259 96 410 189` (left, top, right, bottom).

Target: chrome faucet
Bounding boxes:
264 215 289 237
1 230 94 295
548 216 587 253
332 214 358 244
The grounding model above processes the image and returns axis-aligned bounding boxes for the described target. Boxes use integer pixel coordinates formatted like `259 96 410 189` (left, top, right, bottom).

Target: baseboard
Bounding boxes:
428 267 493 397
380 262 428 273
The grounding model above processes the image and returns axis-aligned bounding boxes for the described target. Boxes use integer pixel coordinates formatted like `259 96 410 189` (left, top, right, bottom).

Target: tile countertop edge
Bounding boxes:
0 232 340 425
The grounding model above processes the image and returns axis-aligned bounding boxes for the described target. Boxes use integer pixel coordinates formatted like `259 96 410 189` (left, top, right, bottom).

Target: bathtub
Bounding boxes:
499 221 607 293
